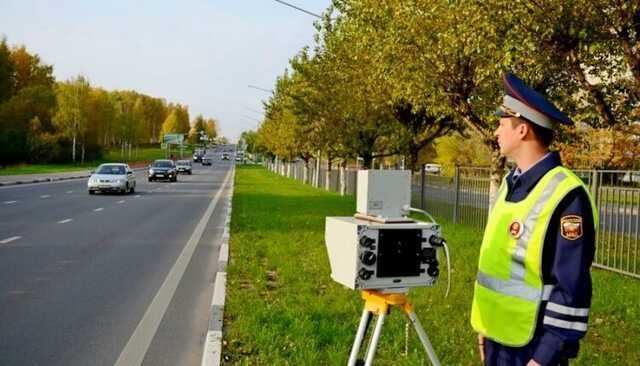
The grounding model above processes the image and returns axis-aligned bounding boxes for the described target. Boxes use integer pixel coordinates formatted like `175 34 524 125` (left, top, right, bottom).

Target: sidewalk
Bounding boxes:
0 162 151 187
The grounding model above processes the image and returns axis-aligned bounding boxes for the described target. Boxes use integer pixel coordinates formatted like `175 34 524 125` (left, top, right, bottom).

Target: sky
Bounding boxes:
0 0 331 142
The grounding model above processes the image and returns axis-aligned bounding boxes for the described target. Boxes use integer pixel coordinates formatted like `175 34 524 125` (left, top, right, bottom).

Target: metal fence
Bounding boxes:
266 161 640 279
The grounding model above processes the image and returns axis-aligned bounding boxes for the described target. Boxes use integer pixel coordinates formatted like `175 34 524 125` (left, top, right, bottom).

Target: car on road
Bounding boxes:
148 159 177 182
88 163 136 195
193 149 205 162
176 160 192 174
202 157 212 166
423 163 442 174
221 153 230 161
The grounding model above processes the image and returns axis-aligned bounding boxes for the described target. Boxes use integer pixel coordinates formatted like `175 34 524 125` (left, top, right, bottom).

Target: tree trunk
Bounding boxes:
362 153 373 169
315 150 321 188
325 158 332 191
303 159 309 184
488 140 506 208
81 143 85 164
408 146 420 172
339 159 347 196
72 134 77 163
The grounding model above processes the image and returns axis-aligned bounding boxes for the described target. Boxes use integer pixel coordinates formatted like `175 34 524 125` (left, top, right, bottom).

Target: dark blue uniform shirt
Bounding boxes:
484 152 596 366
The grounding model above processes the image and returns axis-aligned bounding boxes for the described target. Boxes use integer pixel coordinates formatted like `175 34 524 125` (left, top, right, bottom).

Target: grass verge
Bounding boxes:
0 147 186 176
224 165 640 365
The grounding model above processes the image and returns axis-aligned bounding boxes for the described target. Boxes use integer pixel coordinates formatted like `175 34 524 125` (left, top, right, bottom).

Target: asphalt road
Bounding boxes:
0 158 233 366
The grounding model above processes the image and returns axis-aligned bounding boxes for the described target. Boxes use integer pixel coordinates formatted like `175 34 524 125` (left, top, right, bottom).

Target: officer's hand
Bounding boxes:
477 334 485 363
526 360 541 366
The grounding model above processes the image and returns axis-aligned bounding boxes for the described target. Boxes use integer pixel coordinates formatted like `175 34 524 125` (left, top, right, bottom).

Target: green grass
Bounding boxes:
224 166 640 365
0 146 188 176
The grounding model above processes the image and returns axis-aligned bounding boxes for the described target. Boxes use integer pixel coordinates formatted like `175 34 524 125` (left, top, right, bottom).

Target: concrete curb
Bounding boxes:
201 169 234 366
0 167 147 187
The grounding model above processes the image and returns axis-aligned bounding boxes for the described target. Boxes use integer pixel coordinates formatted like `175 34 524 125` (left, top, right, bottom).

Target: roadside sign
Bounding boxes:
163 133 184 145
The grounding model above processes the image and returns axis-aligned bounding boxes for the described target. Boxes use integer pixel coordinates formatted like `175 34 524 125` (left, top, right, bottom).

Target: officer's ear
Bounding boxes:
511 118 529 139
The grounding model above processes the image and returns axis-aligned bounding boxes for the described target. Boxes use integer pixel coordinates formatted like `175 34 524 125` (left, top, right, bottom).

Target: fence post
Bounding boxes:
591 169 599 205
420 165 426 209
453 166 460 224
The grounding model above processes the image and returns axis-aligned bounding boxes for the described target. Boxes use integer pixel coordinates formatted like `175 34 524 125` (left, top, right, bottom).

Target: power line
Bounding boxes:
241 115 262 123
244 107 264 115
273 0 323 19
248 84 273 94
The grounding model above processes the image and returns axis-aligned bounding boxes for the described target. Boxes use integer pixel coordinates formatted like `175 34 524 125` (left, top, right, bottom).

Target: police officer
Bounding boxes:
470 73 599 366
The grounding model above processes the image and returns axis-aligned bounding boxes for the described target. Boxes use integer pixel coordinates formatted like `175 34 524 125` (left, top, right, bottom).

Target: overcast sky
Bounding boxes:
0 0 330 142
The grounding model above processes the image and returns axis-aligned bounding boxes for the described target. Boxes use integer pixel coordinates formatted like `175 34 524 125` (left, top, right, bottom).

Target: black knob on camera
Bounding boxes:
359 236 375 248
358 268 374 280
360 251 377 266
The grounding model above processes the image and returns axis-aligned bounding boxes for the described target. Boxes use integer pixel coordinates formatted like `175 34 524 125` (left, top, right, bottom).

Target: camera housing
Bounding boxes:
325 217 441 290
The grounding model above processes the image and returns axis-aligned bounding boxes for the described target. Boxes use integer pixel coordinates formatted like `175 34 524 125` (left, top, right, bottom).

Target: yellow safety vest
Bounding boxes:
471 166 598 346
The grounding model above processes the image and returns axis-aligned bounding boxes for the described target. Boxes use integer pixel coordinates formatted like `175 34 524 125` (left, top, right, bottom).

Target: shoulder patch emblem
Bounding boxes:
561 215 583 240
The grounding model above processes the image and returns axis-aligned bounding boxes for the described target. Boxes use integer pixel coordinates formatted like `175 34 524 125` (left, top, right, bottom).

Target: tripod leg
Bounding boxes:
348 308 372 366
406 309 441 366
364 311 386 366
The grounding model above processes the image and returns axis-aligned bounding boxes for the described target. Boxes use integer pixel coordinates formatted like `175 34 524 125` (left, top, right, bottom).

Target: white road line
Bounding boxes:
93 208 104 212
135 195 141 198
58 218 73 224
66 190 73 194
118 200 126 204
0 236 21 244
114 168 232 366
40 195 51 198
3 200 17 204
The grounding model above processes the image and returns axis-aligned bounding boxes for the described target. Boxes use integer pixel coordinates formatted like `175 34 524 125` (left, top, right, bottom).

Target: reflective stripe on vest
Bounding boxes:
471 166 597 346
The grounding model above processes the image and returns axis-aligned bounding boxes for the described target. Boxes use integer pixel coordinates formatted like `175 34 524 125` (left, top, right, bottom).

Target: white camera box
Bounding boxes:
356 170 411 219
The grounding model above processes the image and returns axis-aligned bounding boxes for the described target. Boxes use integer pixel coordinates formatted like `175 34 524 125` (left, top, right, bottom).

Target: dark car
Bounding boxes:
202 157 212 166
221 153 230 161
148 159 177 182
176 160 192 174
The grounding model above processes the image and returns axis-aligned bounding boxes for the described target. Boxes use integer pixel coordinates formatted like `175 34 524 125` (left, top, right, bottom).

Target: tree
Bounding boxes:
161 110 181 139
205 117 218 142
0 38 15 104
189 114 207 145
53 76 91 162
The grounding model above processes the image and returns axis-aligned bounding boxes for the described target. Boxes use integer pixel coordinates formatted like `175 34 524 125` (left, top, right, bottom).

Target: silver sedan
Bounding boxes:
87 163 136 195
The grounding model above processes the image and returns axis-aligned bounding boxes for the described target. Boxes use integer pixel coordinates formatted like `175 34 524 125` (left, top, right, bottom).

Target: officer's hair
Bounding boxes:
511 118 554 147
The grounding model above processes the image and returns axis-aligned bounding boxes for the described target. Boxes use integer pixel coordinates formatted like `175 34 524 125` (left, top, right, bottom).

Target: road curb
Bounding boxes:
201 169 234 366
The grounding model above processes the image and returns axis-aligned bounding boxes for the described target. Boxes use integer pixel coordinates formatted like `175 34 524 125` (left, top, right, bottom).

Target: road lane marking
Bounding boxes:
3 200 17 204
93 208 104 212
118 200 126 204
58 218 73 224
114 168 233 366
67 190 73 194
40 195 51 198
0 236 21 244
135 195 141 198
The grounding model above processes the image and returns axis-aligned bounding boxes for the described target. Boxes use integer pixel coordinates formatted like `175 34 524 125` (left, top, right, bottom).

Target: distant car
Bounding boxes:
88 163 136 195
235 156 243 162
202 157 212 166
221 153 230 161
148 159 177 182
193 153 203 162
423 163 442 174
176 160 192 174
